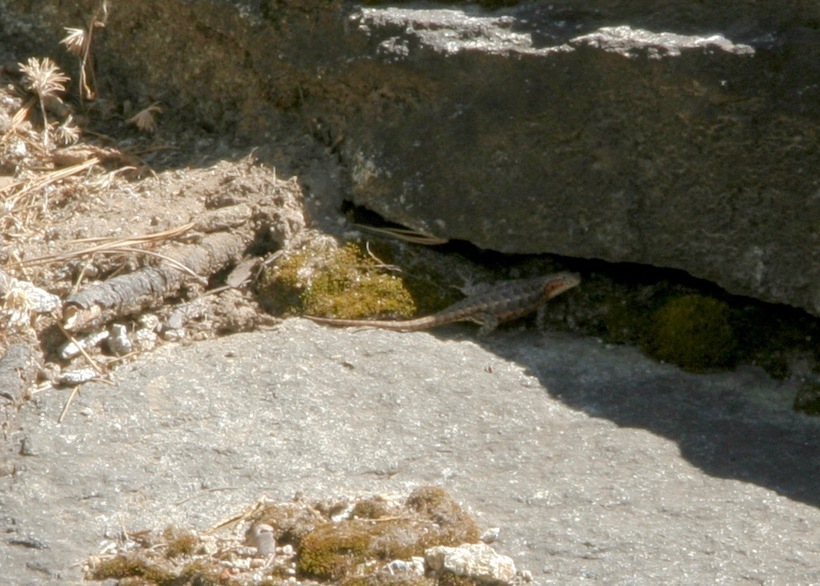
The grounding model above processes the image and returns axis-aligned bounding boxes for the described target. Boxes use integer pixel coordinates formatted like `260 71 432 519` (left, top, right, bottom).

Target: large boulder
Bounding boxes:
337 5 819 317
2 0 817 314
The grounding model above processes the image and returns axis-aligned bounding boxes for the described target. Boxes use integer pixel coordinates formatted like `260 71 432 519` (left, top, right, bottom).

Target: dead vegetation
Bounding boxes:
82 487 515 586
0 15 318 418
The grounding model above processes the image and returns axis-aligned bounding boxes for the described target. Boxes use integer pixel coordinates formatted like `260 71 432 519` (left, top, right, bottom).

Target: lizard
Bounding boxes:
304 271 580 335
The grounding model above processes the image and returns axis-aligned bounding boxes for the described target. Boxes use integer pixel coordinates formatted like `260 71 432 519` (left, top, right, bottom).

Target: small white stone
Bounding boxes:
162 328 185 342
386 556 425 576
59 368 97 386
426 542 516 584
59 329 109 359
245 523 276 557
133 328 158 351
137 313 160 331
107 323 132 356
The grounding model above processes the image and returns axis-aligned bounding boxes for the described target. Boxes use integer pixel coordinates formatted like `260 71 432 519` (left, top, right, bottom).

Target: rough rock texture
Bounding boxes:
339 6 820 319
1 1 818 315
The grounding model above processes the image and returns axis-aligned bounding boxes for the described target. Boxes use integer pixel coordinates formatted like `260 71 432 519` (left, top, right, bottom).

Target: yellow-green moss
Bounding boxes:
298 521 374 579
437 572 479 586
297 518 434 579
297 489 482 583
405 487 480 547
252 501 326 546
88 553 175 583
86 489 487 586
255 247 317 316
177 560 237 585
256 242 417 319
162 526 199 558
302 244 415 319
351 496 392 519
640 295 738 371
342 575 434 586
88 552 235 585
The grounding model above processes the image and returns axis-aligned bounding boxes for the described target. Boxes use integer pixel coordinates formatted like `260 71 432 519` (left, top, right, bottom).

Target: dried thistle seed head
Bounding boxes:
61 27 87 56
127 103 163 133
56 115 81 145
18 57 70 102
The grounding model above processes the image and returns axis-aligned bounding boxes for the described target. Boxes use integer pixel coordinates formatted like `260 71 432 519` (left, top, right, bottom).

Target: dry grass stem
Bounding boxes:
16 222 196 267
58 385 81 424
0 158 99 232
115 247 209 284
58 323 105 375
352 223 449 245
364 242 402 272
62 0 109 100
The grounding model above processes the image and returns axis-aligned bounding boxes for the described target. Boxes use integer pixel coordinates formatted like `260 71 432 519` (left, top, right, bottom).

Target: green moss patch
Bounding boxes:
405 487 480 547
162 527 199 558
88 552 177 584
794 382 820 416
256 241 416 319
640 294 738 372
85 488 491 585
298 488 480 581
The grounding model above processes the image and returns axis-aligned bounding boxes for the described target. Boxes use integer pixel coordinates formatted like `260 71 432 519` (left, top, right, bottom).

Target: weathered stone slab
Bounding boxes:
1 1 817 315
339 6 819 316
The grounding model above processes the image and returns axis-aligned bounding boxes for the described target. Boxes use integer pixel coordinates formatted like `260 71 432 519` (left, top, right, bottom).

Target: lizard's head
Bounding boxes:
545 272 581 299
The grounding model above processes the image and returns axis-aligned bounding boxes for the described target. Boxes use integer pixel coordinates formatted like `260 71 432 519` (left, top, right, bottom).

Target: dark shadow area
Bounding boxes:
483 331 820 509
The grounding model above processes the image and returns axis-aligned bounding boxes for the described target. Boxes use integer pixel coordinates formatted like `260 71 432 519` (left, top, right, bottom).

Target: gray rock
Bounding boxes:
1 1 817 314
341 6 819 316
0 321 818 585
481 526 501 544
245 522 276 557
107 323 133 356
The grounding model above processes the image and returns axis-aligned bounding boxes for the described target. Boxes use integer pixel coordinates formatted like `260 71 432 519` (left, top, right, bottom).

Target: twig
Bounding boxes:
114 247 208 285
352 223 448 245
0 157 99 200
364 242 402 272
58 385 81 424
57 321 104 375
15 222 195 267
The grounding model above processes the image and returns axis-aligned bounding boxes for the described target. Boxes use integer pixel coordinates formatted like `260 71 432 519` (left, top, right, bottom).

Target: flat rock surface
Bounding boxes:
1 320 818 584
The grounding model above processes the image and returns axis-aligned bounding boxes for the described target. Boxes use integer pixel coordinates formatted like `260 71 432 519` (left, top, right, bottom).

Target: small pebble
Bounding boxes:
59 368 97 386
246 523 276 557
481 527 500 543
107 324 132 356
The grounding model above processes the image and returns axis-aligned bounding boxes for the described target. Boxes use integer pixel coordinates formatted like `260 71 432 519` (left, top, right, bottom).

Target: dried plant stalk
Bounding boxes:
63 231 249 331
18 57 70 145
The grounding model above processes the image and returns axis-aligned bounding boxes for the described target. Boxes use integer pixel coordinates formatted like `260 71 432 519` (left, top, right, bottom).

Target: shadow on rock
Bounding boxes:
488 333 820 509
